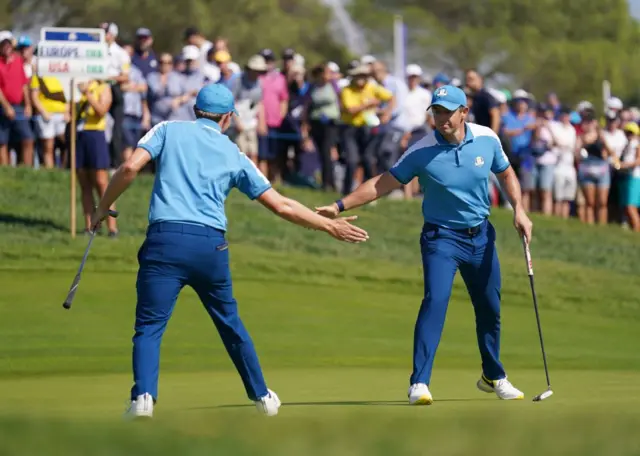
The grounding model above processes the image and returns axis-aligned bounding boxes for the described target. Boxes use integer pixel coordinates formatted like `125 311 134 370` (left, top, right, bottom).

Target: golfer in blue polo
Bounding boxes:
90 83 368 418
317 85 533 405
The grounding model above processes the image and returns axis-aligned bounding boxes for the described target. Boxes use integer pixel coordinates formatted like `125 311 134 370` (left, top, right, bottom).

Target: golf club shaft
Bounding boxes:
523 239 551 388
62 209 119 310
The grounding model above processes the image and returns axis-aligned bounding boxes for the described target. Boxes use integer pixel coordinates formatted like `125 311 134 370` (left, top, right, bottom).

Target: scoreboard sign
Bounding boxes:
37 27 109 79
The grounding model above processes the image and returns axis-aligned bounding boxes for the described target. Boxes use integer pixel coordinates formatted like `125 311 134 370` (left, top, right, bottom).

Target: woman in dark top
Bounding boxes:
576 109 613 225
301 63 341 191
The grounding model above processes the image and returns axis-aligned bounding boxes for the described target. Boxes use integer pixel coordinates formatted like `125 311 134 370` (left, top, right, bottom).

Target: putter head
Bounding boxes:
533 389 553 402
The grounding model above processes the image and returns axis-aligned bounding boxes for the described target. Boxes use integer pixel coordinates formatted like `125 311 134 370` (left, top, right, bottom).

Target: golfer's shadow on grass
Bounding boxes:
199 398 493 410
0 213 67 231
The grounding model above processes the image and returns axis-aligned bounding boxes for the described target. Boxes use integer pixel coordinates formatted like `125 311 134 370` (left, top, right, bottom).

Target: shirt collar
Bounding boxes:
196 118 222 131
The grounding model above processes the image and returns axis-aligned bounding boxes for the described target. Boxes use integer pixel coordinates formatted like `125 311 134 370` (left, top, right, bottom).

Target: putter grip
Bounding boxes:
522 239 533 276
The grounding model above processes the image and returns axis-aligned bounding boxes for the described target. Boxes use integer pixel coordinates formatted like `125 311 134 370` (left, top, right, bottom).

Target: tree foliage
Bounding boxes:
350 0 640 108
18 0 352 67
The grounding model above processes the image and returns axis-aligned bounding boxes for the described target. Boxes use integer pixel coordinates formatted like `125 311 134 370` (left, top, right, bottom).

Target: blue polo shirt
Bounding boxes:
132 49 158 77
501 111 536 156
390 122 510 229
137 118 272 231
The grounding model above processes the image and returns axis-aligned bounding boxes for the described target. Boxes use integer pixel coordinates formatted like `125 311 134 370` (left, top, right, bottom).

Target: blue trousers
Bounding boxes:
131 222 269 402
411 219 506 386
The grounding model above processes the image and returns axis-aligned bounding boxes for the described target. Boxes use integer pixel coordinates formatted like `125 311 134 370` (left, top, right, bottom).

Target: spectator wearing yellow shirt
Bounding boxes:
30 75 69 169
340 64 394 194
75 79 118 236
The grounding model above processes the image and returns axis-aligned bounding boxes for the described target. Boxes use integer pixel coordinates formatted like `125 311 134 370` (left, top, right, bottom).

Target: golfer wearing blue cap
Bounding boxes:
91 83 368 418
317 85 532 405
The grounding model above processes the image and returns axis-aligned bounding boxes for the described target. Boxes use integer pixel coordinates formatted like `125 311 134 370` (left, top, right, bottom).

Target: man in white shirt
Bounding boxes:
101 22 130 169
399 64 432 199
184 27 213 70
549 107 578 218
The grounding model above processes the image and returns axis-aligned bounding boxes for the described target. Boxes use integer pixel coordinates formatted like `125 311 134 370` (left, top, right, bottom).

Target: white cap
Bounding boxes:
607 97 623 110
405 64 423 77
451 77 461 87
105 23 119 36
361 55 376 65
246 54 267 72
488 88 507 104
576 100 593 112
0 30 14 43
293 53 305 68
327 61 340 73
182 45 200 61
513 89 530 99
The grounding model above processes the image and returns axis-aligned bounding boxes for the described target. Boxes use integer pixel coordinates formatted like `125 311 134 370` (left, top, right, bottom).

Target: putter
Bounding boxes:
62 210 119 310
522 237 553 402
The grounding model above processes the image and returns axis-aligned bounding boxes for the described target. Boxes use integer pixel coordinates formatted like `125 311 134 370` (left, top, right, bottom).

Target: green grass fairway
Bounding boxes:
1 167 639 455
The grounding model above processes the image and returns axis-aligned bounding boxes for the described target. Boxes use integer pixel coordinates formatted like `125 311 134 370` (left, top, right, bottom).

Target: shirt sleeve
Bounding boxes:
137 121 167 159
235 149 272 199
374 84 393 102
120 50 131 74
389 147 420 184
491 136 511 174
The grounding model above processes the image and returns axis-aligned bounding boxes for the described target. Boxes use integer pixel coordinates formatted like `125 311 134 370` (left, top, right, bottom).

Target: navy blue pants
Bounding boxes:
411 219 506 386
132 222 269 402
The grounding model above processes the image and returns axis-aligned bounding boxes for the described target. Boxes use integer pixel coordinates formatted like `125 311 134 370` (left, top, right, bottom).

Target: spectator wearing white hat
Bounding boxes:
184 27 213 69
227 54 268 164
549 106 578 218
169 45 206 121
0 31 34 167
398 63 432 199
101 22 130 170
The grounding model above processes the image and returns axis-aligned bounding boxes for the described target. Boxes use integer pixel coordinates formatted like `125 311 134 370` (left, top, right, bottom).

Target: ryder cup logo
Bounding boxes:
475 156 485 167
436 88 447 97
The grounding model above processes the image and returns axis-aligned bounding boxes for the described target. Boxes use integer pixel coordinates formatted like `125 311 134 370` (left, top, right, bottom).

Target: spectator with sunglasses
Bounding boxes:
147 53 186 125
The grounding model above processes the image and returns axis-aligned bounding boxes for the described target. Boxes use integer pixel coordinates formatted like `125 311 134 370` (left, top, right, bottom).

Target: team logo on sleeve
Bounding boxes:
475 156 485 167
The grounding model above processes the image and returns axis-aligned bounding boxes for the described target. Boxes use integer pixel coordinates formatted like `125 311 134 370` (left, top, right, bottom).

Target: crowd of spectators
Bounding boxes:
1 23 639 235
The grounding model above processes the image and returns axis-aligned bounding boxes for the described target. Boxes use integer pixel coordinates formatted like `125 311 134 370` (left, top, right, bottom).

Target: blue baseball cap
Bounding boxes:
17 35 32 48
432 72 450 85
195 83 237 115
429 85 468 111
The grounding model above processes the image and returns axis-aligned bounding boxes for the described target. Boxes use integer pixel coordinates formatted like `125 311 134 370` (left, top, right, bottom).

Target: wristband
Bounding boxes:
335 199 345 213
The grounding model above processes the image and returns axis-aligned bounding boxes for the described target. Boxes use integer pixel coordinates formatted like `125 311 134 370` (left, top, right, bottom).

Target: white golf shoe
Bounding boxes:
477 375 524 400
124 392 154 419
408 383 433 405
255 389 281 416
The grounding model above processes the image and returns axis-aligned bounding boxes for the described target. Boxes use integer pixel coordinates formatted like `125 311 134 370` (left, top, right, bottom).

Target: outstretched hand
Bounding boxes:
327 215 369 243
315 203 340 219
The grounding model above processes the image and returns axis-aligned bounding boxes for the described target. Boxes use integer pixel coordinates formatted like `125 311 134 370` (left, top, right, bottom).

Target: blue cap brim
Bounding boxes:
429 100 463 111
